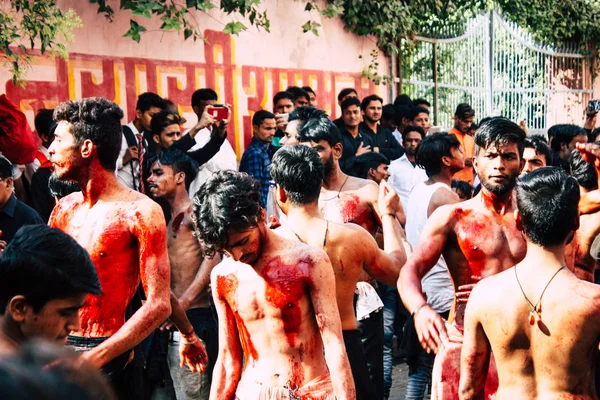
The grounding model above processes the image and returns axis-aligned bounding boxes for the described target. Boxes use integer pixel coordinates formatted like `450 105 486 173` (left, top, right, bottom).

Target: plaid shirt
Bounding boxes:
239 137 273 207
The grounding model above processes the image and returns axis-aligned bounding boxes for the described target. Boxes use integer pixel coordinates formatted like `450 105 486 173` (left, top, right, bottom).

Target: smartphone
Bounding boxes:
588 100 600 115
207 105 228 120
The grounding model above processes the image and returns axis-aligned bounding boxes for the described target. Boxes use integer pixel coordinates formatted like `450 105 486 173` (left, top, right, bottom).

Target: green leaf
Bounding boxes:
184 28 193 40
223 21 246 35
305 2 314 11
123 19 146 43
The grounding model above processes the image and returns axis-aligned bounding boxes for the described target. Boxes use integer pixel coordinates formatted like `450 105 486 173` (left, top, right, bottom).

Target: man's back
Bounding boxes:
467 266 600 399
566 210 600 282
212 238 332 389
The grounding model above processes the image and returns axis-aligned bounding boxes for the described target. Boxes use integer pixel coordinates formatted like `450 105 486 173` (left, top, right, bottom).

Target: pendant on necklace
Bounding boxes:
529 310 536 325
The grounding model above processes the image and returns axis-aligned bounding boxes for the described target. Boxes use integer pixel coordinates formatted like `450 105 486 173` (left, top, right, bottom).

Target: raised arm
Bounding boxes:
459 284 491 399
308 250 355 399
398 205 454 353
81 201 172 368
209 268 243 400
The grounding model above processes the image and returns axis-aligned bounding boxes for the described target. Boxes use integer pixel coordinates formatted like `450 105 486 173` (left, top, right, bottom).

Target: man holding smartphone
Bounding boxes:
584 99 600 141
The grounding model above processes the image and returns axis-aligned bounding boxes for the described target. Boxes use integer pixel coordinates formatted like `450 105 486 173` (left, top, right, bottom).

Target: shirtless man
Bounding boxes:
398 117 527 399
0 224 101 355
295 108 405 232
192 170 355 400
565 147 600 282
48 98 205 397
459 167 600 400
270 144 407 399
147 149 220 399
296 108 407 398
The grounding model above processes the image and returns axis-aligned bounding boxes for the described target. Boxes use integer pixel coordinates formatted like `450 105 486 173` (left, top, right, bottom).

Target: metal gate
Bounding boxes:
400 11 594 135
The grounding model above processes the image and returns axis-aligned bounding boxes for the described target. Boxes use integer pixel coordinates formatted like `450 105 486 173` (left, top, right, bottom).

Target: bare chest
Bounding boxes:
319 193 377 235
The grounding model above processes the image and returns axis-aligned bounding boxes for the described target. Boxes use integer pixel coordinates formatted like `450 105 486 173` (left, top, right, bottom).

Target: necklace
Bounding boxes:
288 220 329 249
321 175 350 202
514 264 566 325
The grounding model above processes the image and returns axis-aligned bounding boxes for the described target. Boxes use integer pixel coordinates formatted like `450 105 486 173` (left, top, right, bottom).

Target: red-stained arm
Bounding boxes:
209 268 243 400
82 201 172 368
308 249 356 400
459 284 491 400
168 292 208 373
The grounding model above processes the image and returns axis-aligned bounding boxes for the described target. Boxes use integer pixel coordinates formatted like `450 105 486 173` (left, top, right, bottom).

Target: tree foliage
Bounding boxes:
3 0 600 85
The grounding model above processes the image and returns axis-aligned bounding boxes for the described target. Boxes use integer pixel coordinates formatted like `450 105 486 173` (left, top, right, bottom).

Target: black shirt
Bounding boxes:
0 194 44 243
30 166 54 223
339 125 375 176
360 122 404 161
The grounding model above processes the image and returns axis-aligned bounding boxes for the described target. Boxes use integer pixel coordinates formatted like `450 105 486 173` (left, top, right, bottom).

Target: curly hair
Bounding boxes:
192 170 263 257
53 98 124 171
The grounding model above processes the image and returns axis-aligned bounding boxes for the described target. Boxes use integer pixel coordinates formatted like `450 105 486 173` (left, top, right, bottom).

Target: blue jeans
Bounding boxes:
404 351 435 400
380 284 399 398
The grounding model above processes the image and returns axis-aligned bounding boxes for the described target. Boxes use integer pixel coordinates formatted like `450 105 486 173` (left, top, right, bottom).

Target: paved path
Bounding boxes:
388 359 431 400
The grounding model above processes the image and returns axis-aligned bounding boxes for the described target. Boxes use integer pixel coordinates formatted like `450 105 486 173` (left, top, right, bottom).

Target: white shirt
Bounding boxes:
388 154 428 212
116 122 141 190
186 127 237 199
406 182 454 313
392 128 403 146
24 146 50 183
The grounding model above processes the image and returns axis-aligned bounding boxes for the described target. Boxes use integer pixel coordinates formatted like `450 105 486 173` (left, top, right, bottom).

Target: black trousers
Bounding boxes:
343 329 379 400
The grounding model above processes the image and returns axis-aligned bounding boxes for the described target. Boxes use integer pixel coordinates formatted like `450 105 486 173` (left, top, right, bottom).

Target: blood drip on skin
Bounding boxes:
455 209 487 282
171 212 185 237
262 256 307 347
330 194 378 236
216 274 259 361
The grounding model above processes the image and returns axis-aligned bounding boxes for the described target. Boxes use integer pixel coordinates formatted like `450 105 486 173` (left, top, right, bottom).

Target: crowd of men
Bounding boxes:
1 83 600 400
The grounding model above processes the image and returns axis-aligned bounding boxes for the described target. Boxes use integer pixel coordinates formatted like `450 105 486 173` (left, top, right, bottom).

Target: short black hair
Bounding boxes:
48 173 80 199
402 125 426 140
416 132 461 177
516 167 580 247
409 105 430 121
413 98 431 108
394 105 411 125
151 110 182 137
286 86 310 103
252 110 276 127
54 98 124 171
451 180 473 199
354 152 390 180
382 104 395 121
455 103 475 119
270 145 323 205
525 136 553 166
570 149 598 190
34 109 55 137
0 225 102 313
0 155 13 179
135 92 164 113
341 97 361 113
288 106 323 123
273 91 294 108
548 124 587 152
474 117 526 158
191 88 218 108
146 149 199 192
337 88 357 102
296 108 342 147
393 94 412 107
360 95 383 111
192 171 263 257
302 86 315 96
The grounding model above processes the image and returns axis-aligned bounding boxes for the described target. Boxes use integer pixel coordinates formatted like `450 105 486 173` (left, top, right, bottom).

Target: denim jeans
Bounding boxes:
379 284 399 399
405 351 435 400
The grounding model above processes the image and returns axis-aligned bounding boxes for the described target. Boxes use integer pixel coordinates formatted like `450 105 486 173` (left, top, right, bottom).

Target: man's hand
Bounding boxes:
179 332 208 373
584 112 598 131
195 108 216 131
577 142 600 170
122 146 139 165
413 304 449 354
378 179 400 216
275 113 288 130
455 283 477 304
356 141 371 156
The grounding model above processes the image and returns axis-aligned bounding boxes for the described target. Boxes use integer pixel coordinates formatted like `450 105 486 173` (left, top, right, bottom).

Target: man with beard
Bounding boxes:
398 117 527 399
192 170 355 399
338 97 375 176
360 95 403 162
48 98 206 397
270 145 408 399
296 109 408 399
388 126 428 212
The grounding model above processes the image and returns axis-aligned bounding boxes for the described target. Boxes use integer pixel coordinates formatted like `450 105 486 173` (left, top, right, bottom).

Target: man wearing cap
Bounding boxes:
449 104 476 185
